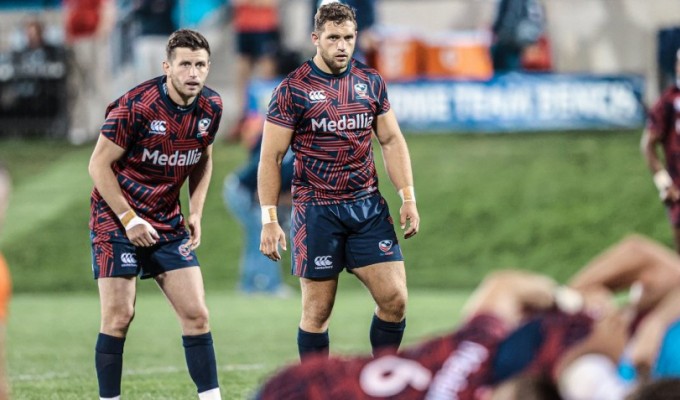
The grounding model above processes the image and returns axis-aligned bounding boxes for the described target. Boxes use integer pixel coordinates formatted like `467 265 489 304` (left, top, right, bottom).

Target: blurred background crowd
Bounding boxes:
0 0 678 144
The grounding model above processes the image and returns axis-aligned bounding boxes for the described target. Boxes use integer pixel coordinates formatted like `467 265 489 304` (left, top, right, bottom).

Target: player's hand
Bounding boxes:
662 184 680 203
186 214 202 250
399 201 419 239
260 222 286 261
126 218 159 247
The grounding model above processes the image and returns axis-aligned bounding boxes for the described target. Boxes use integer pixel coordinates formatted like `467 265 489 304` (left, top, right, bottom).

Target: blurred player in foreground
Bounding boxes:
641 48 680 252
88 29 223 400
254 269 594 399
254 234 680 400
258 1 419 361
0 163 11 400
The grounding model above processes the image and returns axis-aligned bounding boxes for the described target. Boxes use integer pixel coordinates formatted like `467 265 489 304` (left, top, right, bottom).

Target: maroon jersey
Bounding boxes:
256 311 593 400
89 76 222 243
256 314 508 400
648 85 680 180
266 59 390 205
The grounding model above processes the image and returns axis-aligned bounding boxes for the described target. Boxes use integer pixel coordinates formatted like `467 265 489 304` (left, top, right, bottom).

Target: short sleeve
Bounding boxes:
647 91 673 141
374 73 391 115
101 103 136 150
266 78 300 130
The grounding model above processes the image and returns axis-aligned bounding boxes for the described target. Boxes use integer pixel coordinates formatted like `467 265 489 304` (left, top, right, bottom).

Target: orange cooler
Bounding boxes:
422 31 493 80
373 32 421 81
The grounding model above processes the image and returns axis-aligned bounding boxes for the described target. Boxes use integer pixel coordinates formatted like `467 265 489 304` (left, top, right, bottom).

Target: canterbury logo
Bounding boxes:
149 120 167 135
314 255 333 268
120 252 137 266
308 91 326 102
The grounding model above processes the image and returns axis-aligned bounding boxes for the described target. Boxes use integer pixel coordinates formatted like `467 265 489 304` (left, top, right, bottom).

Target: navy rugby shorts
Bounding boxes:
290 194 403 278
90 231 199 279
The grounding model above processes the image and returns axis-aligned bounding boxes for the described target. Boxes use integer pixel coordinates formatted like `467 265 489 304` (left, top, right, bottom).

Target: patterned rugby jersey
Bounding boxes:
256 311 593 400
266 59 390 205
648 85 680 179
89 76 222 242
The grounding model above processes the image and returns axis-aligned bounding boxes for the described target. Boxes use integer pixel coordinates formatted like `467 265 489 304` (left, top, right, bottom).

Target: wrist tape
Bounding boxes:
261 205 278 225
654 169 673 193
117 210 147 231
554 286 584 314
398 186 416 203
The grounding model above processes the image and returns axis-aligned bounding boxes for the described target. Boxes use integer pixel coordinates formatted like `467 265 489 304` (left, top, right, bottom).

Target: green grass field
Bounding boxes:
8 288 468 399
0 130 672 398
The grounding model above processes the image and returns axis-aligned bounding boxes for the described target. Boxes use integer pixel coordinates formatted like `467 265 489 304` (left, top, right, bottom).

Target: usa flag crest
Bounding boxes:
354 83 368 99
197 118 211 137
379 240 393 252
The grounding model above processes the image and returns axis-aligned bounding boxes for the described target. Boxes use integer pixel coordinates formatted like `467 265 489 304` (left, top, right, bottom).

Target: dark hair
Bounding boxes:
627 378 680 400
314 2 357 33
166 29 211 60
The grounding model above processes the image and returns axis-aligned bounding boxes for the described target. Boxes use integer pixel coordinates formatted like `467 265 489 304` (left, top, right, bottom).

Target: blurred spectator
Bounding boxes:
0 162 11 400
490 0 545 72
228 0 280 142
657 27 680 95
132 0 177 82
63 0 116 144
7 17 69 121
223 118 294 297
313 0 378 65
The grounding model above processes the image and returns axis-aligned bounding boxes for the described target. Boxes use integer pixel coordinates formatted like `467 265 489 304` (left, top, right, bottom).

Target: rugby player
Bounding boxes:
641 48 680 252
253 270 594 400
88 29 222 400
258 1 420 360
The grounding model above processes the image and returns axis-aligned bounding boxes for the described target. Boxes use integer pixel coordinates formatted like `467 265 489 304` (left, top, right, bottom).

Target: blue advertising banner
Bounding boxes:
247 72 646 133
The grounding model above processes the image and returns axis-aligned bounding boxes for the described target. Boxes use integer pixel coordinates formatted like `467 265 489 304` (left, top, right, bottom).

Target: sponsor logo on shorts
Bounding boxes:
379 240 394 256
197 118 211 137
314 255 333 269
149 120 167 135
120 252 137 268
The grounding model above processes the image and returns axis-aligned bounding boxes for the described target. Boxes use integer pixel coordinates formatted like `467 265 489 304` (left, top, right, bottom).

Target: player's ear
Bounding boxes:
311 31 320 46
162 60 170 74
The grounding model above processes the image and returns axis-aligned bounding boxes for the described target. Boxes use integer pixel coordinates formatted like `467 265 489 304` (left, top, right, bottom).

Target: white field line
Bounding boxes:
12 363 267 382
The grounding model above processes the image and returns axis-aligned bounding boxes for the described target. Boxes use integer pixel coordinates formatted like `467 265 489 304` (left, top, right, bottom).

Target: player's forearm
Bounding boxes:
381 136 414 192
640 129 665 173
257 157 282 206
89 162 133 215
188 156 213 218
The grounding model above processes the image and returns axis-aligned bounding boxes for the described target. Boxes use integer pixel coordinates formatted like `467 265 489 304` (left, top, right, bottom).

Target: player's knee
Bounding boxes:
378 290 407 320
102 307 135 334
182 306 210 331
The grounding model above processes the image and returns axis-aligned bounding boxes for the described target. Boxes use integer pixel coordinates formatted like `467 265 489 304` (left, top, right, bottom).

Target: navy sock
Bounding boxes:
95 333 126 398
182 332 219 393
297 328 329 360
370 314 406 355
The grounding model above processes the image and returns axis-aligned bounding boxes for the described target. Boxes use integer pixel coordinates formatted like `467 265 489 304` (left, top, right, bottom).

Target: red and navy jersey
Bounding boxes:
89 76 222 243
266 59 390 205
648 85 680 179
256 314 508 400
256 311 593 400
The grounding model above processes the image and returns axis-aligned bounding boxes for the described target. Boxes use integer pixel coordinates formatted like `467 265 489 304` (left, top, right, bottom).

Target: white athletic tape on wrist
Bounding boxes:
654 169 673 193
261 205 278 225
554 286 584 314
398 186 416 203
117 210 151 231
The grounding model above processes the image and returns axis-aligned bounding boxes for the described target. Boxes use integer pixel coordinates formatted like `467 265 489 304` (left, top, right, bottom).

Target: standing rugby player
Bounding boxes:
88 29 222 400
641 49 680 252
258 2 420 359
